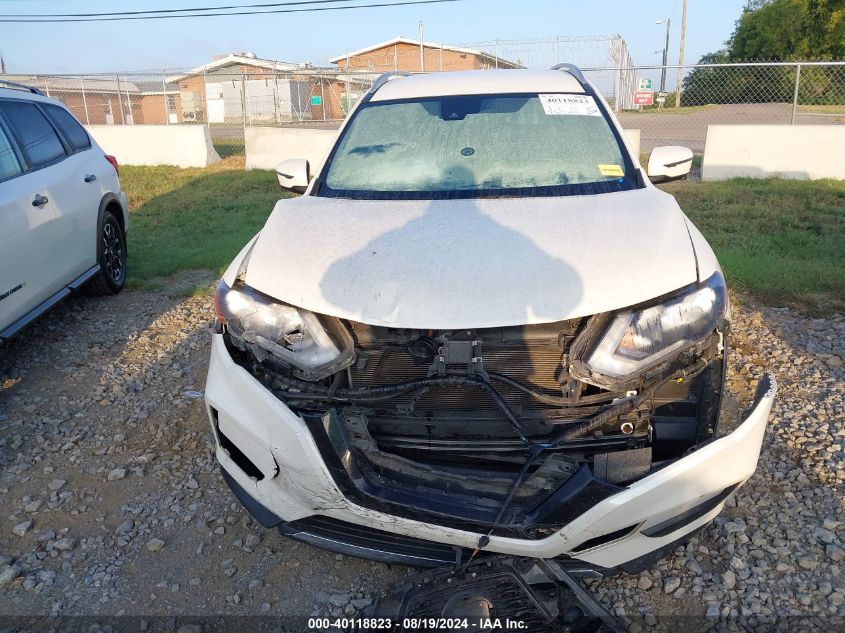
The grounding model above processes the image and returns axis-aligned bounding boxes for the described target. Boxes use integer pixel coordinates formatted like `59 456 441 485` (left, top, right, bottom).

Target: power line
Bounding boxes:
0 0 463 22
0 0 366 18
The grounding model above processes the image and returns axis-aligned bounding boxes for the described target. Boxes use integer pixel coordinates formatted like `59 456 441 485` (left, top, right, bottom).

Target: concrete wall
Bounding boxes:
86 124 221 168
702 125 845 181
245 126 338 171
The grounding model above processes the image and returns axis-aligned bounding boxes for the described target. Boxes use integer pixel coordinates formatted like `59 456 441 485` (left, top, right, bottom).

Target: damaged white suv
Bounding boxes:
205 67 775 576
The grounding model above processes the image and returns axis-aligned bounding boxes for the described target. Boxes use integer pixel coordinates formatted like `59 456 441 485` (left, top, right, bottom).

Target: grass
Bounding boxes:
797 104 845 115
120 164 844 313
662 178 845 313
213 141 245 159
121 161 290 286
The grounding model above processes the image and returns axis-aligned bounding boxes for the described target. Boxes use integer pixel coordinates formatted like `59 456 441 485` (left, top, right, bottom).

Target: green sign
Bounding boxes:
638 78 653 90
310 95 322 106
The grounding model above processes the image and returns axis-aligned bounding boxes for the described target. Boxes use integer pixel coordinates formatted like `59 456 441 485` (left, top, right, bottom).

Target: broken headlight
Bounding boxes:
585 272 727 379
214 281 354 381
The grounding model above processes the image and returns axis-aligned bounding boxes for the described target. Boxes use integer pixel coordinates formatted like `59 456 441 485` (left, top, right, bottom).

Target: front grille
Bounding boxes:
280 515 474 567
350 341 566 412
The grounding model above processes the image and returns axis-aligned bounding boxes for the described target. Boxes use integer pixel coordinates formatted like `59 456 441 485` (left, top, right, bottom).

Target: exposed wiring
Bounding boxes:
558 358 709 442
486 371 626 406
264 361 555 566
263 355 709 445
459 361 707 566
460 442 544 570
265 367 542 448
261 353 710 569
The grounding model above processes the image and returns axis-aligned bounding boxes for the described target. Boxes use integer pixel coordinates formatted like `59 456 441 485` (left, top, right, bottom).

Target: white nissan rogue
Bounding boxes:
0 80 128 342
205 67 776 575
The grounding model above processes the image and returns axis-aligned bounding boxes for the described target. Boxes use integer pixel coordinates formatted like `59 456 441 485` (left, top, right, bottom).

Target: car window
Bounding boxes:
0 100 67 168
0 124 22 180
320 93 636 200
43 104 91 152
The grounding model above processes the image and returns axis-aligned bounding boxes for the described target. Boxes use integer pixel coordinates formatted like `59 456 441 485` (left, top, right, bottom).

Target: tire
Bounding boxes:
86 210 127 295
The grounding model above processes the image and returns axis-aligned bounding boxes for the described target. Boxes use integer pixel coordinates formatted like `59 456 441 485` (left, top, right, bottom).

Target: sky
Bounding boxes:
0 0 748 88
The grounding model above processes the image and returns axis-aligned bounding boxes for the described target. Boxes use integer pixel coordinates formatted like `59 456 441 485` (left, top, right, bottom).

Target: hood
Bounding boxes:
244 188 699 329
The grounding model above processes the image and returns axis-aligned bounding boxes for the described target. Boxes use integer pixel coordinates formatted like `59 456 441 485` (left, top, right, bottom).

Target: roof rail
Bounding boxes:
550 63 587 86
368 71 412 96
0 79 45 96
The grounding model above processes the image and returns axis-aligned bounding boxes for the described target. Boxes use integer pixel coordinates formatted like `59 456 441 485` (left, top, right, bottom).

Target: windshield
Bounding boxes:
318 93 637 200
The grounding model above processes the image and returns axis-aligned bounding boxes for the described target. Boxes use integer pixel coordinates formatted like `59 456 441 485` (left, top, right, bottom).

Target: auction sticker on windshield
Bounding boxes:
538 94 601 116
598 164 625 177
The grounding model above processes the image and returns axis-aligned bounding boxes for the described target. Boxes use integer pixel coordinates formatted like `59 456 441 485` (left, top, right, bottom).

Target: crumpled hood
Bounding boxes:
244 188 699 329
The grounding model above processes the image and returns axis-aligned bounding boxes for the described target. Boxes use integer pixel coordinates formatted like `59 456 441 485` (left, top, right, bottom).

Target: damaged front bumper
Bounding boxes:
204 333 776 573
362 556 627 632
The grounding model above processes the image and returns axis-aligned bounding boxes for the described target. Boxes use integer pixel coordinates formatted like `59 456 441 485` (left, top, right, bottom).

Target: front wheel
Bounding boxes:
87 210 127 295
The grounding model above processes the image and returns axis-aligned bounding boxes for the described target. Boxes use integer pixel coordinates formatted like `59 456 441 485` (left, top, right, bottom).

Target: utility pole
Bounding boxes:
657 18 671 92
674 0 688 107
419 21 425 72
345 52 350 114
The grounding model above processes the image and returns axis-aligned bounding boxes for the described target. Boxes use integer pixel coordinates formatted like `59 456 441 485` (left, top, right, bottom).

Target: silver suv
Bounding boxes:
0 80 128 341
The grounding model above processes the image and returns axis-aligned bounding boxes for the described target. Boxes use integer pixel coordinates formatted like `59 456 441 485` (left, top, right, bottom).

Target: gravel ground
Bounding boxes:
1 275 843 631
588 303 845 631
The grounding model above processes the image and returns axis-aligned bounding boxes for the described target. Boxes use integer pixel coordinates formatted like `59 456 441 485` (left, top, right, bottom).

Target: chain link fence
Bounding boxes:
0 69 379 159
608 61 845 153
462 35 640 110
195 70 378 157
2 61 843 161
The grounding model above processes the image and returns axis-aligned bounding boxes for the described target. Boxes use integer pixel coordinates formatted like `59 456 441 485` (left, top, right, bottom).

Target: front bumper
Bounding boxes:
204 333 775 571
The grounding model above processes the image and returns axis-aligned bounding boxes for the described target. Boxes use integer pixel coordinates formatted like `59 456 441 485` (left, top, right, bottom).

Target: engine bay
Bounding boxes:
223 312 725 539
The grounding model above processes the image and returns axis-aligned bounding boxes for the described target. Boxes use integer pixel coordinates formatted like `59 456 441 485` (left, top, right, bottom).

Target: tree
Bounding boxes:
680 0 845 106
803 0 845 59
730 0 807 60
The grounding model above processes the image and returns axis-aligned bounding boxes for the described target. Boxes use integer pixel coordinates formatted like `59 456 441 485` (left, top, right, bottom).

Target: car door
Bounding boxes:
40 102 103 277
0 105 66 334
0 98 101 282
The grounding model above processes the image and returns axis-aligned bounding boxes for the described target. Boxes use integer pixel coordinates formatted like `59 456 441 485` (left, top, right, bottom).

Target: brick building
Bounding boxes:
329 37 522 73
0 73 184 125
134 80 182 124
0 74 147 124
166 53 323 123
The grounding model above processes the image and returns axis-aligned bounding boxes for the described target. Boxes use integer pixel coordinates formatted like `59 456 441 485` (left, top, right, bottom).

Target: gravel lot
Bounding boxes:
1 274 843 630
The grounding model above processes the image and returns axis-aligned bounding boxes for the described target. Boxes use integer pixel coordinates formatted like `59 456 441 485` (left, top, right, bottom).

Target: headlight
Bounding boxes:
214 281 355 381
584 272 727 379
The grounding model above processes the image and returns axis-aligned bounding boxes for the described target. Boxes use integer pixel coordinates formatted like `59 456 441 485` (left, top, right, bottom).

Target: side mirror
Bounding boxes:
647 146 694 183
276 159 311 193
